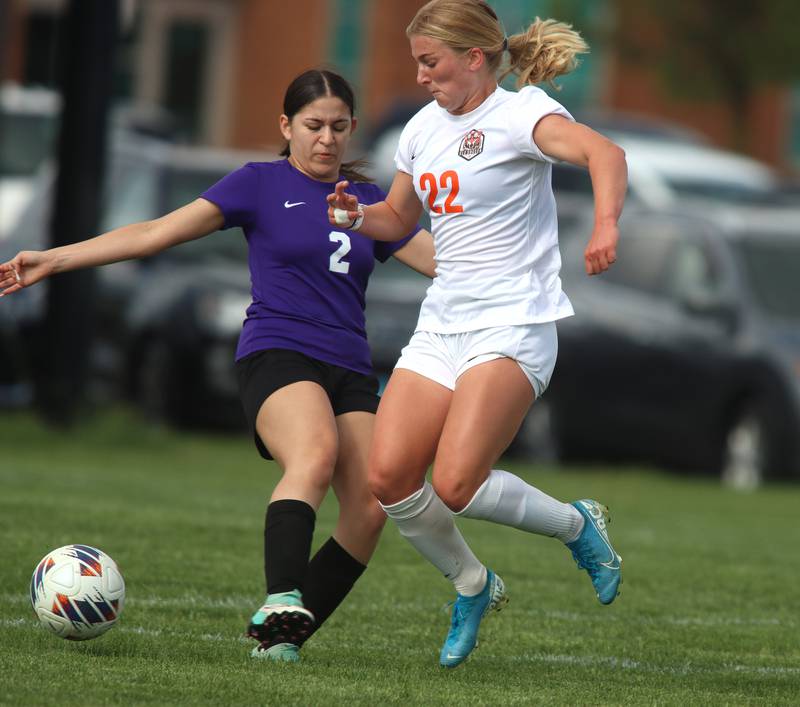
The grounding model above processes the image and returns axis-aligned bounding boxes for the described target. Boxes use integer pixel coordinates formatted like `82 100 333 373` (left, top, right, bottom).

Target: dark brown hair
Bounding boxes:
280 69 371 183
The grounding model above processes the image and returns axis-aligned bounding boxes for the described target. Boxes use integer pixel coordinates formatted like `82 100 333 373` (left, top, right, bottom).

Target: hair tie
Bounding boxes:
502 36 508 52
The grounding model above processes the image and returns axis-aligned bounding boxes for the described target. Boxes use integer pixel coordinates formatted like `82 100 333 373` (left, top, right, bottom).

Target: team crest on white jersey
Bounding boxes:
458 129 485 161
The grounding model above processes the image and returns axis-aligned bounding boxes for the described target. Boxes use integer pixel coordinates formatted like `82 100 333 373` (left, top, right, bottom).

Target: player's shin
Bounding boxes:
381 482 486 596
455 469 583 542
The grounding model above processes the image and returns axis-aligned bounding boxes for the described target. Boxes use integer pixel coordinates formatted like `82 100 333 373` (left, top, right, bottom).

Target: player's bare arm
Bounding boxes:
534 115 627 276
393 229 436 278
0 198 223 296
327 172 423 242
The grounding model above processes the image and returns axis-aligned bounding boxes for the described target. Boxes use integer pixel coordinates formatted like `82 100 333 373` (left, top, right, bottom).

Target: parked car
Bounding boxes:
0 132 272 424
368 102 789 211
552 133 789 210
0 83 61 240
530 204 800 487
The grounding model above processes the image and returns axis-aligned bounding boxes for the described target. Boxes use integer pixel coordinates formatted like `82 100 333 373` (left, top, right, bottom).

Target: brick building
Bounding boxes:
3 0 798 171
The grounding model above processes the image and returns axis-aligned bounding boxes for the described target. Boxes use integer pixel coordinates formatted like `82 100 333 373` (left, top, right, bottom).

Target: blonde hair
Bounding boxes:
407 0 588 90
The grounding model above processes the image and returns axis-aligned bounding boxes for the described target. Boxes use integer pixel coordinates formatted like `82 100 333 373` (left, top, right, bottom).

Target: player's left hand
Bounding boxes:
584 221 618 276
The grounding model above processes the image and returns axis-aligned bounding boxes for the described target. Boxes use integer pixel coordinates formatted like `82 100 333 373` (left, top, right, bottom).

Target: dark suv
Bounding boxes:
539 205 800 487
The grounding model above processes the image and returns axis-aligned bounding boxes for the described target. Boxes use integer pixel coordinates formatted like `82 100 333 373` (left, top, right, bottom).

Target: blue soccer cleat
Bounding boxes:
439 570 508 668
566 499 622 605
247 589 315 659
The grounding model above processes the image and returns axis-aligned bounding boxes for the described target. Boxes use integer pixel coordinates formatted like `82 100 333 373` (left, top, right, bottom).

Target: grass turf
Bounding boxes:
1 409 798 705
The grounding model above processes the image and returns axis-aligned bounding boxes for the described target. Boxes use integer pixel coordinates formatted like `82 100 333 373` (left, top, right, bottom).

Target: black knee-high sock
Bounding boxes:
299 537 366 644
264 499 316 595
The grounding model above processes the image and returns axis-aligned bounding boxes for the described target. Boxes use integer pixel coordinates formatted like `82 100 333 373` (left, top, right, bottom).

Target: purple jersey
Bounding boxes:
201 159 417 374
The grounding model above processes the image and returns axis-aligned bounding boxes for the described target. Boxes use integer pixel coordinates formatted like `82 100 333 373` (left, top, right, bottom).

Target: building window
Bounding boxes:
163 20 209 142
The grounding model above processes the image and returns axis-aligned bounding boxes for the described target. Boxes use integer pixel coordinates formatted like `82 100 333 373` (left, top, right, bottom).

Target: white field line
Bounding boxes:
501 652 800 678
2 616 798 678
3 592 794 628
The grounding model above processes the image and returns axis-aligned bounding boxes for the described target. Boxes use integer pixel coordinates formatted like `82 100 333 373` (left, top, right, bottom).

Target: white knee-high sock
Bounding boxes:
381 482 487 596
456 469 584 543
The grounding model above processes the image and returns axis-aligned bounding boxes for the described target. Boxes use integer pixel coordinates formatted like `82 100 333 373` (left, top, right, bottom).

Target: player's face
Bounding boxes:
280 96 357 182
410 35 475 113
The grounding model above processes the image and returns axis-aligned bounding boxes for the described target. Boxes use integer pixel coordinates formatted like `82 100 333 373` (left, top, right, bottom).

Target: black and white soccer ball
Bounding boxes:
30 544 125 640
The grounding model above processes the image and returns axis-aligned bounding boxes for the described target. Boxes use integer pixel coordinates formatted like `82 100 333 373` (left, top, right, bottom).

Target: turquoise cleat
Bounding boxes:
566 499 622 605
247 589 315 659
439 570 508 668
251 641 300 662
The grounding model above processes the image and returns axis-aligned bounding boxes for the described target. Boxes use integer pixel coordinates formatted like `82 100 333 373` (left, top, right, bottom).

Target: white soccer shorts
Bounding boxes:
394 322 558 399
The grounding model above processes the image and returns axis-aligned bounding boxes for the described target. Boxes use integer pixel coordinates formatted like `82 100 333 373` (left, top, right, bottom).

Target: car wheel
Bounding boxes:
511 398 561 462
720 407 768 491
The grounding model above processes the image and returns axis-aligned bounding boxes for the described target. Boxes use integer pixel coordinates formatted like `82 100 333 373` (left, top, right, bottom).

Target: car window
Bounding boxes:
668 179 780 205
602 219 678 296
734 238 800 320
552 164 593 195
158 166 248 263
101 160 159 232
663 239 722 302
0 112 57 177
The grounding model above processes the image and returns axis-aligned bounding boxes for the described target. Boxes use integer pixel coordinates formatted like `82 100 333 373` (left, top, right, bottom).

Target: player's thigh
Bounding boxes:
256 381 339 476
369 368 452 504
433 357 534 510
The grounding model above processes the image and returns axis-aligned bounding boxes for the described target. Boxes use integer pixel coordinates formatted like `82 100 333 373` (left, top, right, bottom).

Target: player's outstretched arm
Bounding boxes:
534 115 627 276
0 198 224 297
327 172 423 242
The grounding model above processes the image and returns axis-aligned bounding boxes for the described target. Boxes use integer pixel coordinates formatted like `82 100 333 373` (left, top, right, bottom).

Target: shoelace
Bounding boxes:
442 598 473 632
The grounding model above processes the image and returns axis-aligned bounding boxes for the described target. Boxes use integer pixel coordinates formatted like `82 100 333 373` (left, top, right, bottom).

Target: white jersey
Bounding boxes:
395 85 575 333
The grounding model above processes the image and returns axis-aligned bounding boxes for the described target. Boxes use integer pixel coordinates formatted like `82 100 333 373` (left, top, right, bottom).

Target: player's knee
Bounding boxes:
367 465 392 504
286 442 338 492
431 472 480 513
367 459 408 505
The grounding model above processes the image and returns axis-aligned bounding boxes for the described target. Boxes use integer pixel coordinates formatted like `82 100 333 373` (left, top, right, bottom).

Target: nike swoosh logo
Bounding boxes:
601 555 621 570
446 653 464 661
284 200 306 208
578 500 620 569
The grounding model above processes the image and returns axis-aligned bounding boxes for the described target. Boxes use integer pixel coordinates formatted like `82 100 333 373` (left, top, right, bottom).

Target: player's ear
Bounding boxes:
279 114 292 141
466 47 485 72
349 116 358 135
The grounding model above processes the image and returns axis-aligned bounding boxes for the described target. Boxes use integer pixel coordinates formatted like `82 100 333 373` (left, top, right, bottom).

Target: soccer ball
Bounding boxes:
30 544 125 640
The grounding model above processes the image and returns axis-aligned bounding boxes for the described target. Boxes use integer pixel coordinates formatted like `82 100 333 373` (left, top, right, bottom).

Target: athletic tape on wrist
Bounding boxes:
333 204 365 230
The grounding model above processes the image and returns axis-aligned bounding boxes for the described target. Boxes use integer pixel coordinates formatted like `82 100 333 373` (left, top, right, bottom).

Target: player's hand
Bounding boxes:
327 181 360 226
584 221 619 276
0 251 54 296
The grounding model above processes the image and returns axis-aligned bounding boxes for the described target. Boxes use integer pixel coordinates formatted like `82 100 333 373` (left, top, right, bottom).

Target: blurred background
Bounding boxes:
1 0 799 490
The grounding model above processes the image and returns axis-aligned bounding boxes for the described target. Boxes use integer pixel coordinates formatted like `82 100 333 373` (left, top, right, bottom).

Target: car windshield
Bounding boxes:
160 167 248 263
734 238 800 319
0 112 57 176
669 179 784 205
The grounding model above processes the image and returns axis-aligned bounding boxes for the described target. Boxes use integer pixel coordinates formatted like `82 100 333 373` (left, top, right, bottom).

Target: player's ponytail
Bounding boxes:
407 1 588 90
501 18 588 89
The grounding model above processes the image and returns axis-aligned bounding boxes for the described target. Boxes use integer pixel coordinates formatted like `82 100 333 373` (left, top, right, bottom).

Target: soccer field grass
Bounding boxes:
1 411 798 705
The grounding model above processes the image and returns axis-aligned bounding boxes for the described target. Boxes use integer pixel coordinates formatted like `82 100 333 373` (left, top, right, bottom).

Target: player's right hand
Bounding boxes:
326 180 360 226
0 251 52 297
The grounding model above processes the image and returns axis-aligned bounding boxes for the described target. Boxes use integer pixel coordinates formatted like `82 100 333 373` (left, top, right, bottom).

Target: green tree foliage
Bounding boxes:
613 0 800 145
